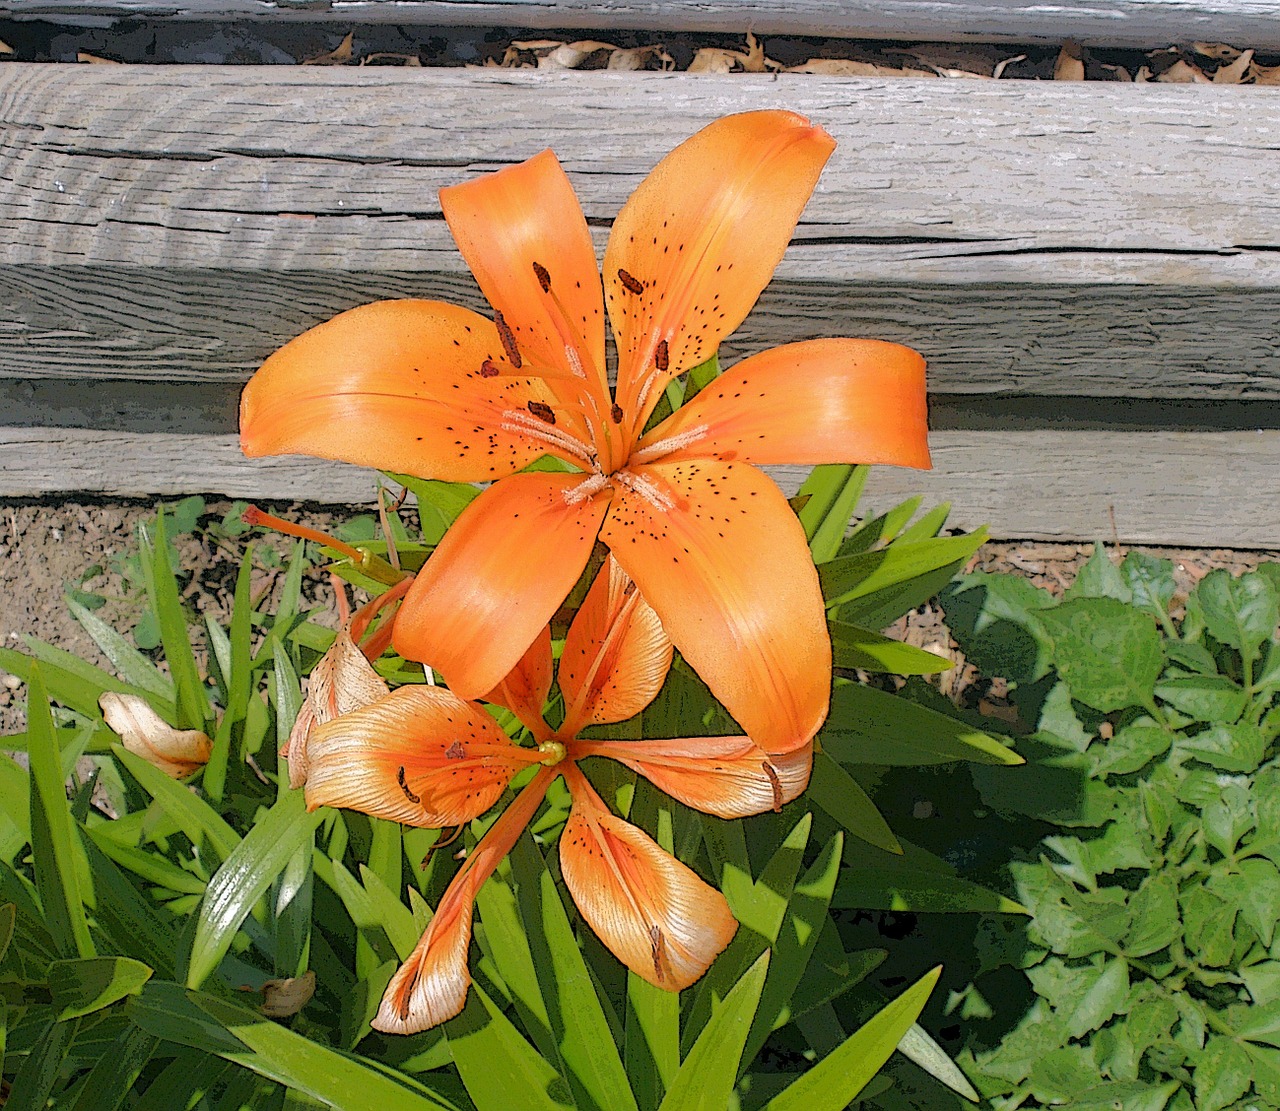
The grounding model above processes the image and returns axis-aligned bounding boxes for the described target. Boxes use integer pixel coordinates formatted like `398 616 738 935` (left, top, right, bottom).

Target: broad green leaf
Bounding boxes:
763 966 940 1111
821 681 1020 766
390 474 481 546
1176 722 1265 772
130 980 455 1109
139 510 210 731
797 465 868 562
829 621 953 675
807 753 899 853
940 572 1055 685
1063 543 1131 603
447 983 575 1111
659 952 769 1111
1037 598 1164 712
1123 551 1177 622
113 744 239 862
188 789 324 989
67 597 175 702
49 956 153 1019
1063 957 1128 1039
27 666 95 958
1193 1036 1252 1111
1154 675 1247 724
1196 568 1279 664
1093 723 1170 777
4 1016 80 1111
1124 874 1180 957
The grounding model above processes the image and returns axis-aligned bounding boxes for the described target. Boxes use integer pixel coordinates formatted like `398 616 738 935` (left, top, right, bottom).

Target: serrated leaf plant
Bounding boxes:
934 545 1280 1111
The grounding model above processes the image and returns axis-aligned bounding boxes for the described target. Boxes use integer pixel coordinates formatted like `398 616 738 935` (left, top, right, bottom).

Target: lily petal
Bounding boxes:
638 339 931 469
99 692 212 779
441 150 610 418
605 111 835 432
559 765 735 991
284 627 390 790
304 686 540 827
240 299 559 482
374 770 555 1034
575 738 812 819
559 557 673 734
393 472 611 700
600 460 829 754
482 625 554 739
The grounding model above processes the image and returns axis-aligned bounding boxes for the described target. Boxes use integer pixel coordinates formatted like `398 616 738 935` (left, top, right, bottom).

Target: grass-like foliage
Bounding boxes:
0 468 1021 1109
932 546 1280 1111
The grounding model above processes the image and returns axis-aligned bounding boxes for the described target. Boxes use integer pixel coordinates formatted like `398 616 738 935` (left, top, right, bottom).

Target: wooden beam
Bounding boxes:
6 0 1280 50
5 426 1279 549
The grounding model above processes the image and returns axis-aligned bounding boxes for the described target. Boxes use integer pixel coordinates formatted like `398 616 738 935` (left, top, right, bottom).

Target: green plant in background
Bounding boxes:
0 464 1020 1108
930 546 1280 1110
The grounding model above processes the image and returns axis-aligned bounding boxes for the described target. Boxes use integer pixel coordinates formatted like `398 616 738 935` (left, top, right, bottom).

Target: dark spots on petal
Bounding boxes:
480 359 499 378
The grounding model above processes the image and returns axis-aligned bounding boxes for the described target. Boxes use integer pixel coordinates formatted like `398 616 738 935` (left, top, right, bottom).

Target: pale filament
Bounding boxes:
613 469 675 512
563 471 610 506
628 425 708 466
500 410 596 466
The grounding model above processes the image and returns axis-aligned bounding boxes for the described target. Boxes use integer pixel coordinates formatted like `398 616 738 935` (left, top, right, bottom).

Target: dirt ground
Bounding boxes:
2 498 1275 734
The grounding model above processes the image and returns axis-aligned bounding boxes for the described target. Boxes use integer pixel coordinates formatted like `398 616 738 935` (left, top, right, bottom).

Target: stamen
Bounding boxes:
563 472 610 506
613 470 674 511
762 761 783 813
242 505 366 565
649 925 666 982
397 766 422 805
480 359 500 378
628 425 709 466
501 410 595 465
494 310 522 368
617 268 644 295
564 343 585 379
420 825 463 868
527 400 556 425
655 339 669 373
532 261 552 292
610 404 624 424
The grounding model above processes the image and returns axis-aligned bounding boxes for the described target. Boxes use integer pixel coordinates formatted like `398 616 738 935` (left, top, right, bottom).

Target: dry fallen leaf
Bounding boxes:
261 971 316 1018
1193 41 1244 62
100 692 212 778
0 40 14 55
302 31 354 66
1255 62 1280 85
1054 41 1086 81
690 31 776 74
77 52 122 65
1156 58 1211 83
361 52 421 67
1213 49 1254 83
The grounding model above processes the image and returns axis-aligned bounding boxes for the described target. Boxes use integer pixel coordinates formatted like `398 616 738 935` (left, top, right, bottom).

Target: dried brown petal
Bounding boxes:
261 970 316 1017
99 692 212 778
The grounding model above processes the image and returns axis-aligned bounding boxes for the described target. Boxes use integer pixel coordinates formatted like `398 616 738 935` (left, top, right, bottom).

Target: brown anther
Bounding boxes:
649 925 666 982
617 268 644 295
527 400 556 425
762 761 783 813
494 310 522 368
445 741 466 760
655 339 669 372
397 765 422 805
532 261 551 293
623 581 637 597
480 359 500 378
610 403 624 424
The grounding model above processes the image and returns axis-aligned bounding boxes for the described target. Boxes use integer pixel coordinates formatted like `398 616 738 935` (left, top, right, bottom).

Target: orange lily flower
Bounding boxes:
298 558 812 1034
241 110 931 756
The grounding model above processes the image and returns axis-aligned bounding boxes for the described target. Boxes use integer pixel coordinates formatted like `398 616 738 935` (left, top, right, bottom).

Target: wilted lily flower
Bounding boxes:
99 692 212 778
302 558 811 1034
241 110 930 756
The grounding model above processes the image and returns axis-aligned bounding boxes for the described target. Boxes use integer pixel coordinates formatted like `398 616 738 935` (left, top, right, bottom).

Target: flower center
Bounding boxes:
536 740 568 766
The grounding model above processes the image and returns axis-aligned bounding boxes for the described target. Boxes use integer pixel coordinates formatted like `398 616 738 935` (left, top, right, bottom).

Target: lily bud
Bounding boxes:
99 692 213 778
284 629 389 789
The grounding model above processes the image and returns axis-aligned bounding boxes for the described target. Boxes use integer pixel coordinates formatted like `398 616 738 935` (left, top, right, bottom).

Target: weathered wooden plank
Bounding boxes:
6 0 1280 50
0 66 1276 399
4 426 1279 548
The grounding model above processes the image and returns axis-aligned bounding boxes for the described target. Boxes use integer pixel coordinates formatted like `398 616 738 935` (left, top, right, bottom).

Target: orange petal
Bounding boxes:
600 461 829 754
441 150 611 426
393 472 612 700
575 738 812 819
638 339 931 469
605 111 835 432
240 299 561 482
559 557 673 735
374 770 555 1034
304 686 540 827
482 625 554 739
559 765 736 990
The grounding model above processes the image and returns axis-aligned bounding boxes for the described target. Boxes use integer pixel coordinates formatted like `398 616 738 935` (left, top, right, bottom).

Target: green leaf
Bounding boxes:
205 548 256 802
139 510 210 731
797 465 868 562
764 966 940 1111
447 983 575 1111
1093 723 1171 777
188 789 324 989
1154 675 1247 724
27 666 95 958
821 681 1021 766
1193 1036 1253 1111
65 1025 159 1111
1064 543 1131 603
1196 568 1279 664
821 531 987 619
1123 551 1177 622
940 572 1055 685
807 753 900 853
1176 722 1265 772
4 1016 80 1111
1037 598 1164 712
659 952 769 1111
1064 957 1129 1039
49 956 153 1019
67 597 175 702
390 474 481 546
1125 874 1181 957
829 621 953 675
113 744 239 862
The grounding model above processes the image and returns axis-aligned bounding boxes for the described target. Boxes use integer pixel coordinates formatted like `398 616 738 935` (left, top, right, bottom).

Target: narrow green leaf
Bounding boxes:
447 983 575 1111
78 834 180 980
206 549 255 802
390 474 481 546
764 966 941 1111
841 496 923 555
188 789 323 989
63 1025 157 1111
895 501 951 544
129 1048 231 1111
0 901 15 963
4 1016 80 1111
807 753 900 854
113 744 239 860
821 681 1021 766
49 956 153 1019
0 643 162 722
797 465 868 560
829 621 953 675
67 597 175 701
626 973 680 1111
821 532 985 608
27 666 95 958
896 1023 981 1102
659 952 770 1111
139 510 209 730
